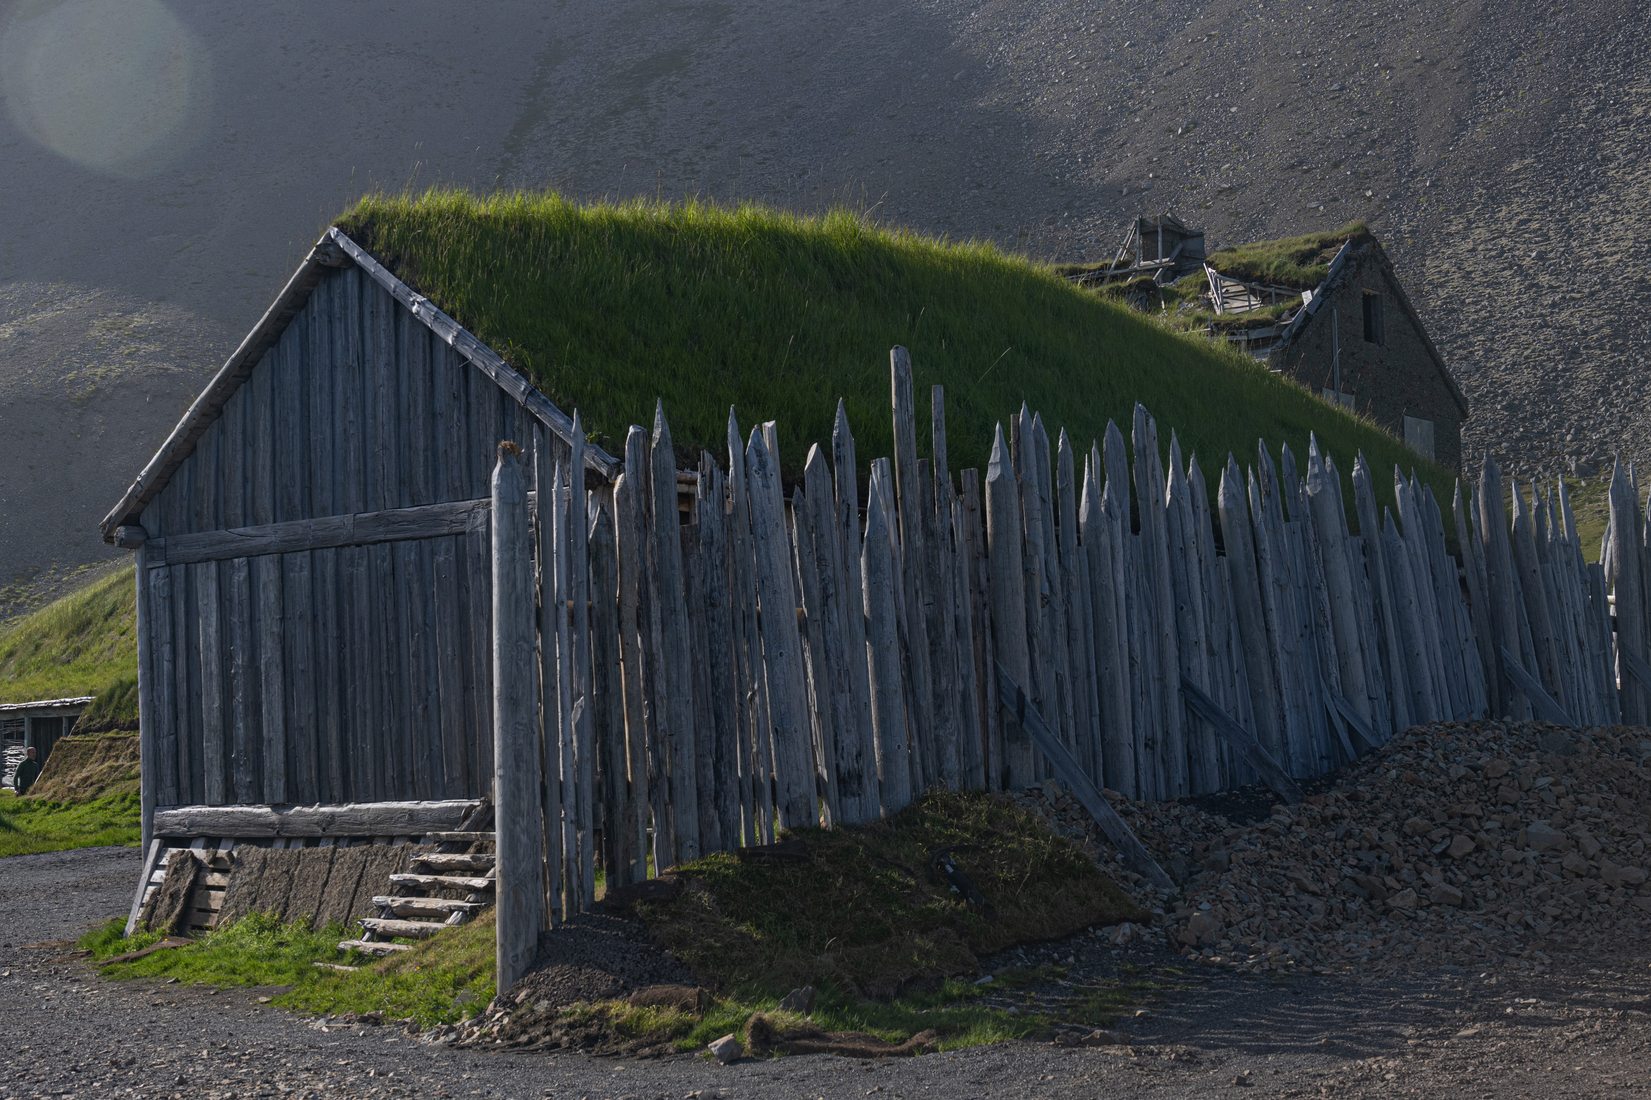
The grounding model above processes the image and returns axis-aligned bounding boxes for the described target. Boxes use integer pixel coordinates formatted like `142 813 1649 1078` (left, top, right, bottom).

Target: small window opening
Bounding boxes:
1362 290 1385 345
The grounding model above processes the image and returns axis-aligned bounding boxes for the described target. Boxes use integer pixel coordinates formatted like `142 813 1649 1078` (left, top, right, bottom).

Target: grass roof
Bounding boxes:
1204 222 1370 290
0 568 137 728
336 193 1443 502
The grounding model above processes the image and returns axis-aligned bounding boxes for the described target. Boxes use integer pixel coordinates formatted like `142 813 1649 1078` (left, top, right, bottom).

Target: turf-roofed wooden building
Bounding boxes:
102 227 617 846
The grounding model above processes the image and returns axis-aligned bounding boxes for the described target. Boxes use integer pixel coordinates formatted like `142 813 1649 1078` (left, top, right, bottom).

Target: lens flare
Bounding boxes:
1 0 211 178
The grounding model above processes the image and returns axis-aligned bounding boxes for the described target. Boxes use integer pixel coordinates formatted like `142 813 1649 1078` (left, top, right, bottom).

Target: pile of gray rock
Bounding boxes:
1024 720 1651 976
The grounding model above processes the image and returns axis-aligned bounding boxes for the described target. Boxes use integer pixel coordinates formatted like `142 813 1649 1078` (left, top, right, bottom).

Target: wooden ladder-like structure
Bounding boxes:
336 805 497 960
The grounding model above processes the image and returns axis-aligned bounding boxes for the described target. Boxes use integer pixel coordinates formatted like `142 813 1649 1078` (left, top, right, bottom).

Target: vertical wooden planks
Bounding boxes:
649 407 701 862
612 432 653 883
985 426 1033 789
1133 406 1185 795
863 477 911 812
745 426 816 830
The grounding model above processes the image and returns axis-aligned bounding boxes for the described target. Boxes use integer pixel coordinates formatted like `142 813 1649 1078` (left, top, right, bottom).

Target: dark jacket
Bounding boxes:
13 757 41 795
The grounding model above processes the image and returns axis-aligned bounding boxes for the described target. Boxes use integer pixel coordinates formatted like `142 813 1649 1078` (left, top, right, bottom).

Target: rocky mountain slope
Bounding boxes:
1 0 1644 593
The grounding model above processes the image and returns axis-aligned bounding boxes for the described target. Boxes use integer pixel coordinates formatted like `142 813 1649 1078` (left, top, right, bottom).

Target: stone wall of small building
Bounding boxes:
1272 249 1465 471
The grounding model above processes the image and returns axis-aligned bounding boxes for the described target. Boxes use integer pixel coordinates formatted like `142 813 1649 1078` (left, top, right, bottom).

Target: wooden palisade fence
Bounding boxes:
488 346 1641 988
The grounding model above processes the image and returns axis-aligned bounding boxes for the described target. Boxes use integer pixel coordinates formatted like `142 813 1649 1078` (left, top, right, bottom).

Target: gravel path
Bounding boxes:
4 846 1651 1097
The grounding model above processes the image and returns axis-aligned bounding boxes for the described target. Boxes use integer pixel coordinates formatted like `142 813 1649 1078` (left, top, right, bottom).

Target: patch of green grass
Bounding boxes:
1561 476 1609 563
338 193 1447 510
280 910 496 1027
98 912 349 987
89 910 497 1030
0 790 140 857
1204 222 1369 288
634 790 1143 1001
0 567 138 727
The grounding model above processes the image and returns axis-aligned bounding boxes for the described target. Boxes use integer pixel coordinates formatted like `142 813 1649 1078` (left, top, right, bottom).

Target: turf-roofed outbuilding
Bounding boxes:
105 192 1451 847
101 225 618 846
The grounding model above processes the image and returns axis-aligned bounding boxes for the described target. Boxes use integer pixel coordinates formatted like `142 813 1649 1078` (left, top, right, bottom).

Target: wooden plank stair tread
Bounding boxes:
411 852 496 871
358 917 445 939
338 939 411 956
371 895 487 917
388 872 495 891
423 831 495 844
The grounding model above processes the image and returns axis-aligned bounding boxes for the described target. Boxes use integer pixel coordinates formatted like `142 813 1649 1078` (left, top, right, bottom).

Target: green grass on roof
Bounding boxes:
337 193 1443 504
1205 222 1370 289
0 568 137 724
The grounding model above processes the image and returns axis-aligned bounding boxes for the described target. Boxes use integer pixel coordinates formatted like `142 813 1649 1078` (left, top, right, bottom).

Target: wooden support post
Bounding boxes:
1499 644 1577 727
1179 679 1305 804
996 664 1175 892
491 442 545 994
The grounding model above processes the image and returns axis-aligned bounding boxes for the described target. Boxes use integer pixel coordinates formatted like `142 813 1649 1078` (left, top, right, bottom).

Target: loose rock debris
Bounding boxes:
1023 720 1651 976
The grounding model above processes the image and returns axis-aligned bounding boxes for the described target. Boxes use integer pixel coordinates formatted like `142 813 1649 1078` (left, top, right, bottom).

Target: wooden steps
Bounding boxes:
423 831 495 845
339 939 411 957
358 917 445 940
388 871 495 892
370 895 486 918
411 852 496 873
336 834 498 960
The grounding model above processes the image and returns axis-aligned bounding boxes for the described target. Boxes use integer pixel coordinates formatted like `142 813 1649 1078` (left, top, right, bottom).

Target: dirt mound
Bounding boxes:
26 732 139 802
1031 721 1651 976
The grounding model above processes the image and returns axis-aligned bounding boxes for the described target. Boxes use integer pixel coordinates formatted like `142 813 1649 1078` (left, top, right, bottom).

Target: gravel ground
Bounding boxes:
6 843 1651 1097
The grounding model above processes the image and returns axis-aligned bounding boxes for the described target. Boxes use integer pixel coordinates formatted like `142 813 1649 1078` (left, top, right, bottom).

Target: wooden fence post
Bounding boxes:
491 442 544 994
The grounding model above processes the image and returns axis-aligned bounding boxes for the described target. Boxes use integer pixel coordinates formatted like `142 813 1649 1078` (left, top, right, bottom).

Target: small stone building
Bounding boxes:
1266 235 1468 471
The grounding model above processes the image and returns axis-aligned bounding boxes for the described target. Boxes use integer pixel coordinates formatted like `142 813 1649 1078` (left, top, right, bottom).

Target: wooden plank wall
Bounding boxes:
136 266 558 809
500 345 1636 945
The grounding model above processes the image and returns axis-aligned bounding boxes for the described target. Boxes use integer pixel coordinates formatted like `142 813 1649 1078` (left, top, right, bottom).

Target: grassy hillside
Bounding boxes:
339 193 1451 505
0 567 138 726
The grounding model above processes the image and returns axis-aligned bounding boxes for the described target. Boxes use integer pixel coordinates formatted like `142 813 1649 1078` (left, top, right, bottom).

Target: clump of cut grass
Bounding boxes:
633 790 1143 1001
338 193 1446 509
0 567 138 727
0 790 140 858
1203 222 1369 288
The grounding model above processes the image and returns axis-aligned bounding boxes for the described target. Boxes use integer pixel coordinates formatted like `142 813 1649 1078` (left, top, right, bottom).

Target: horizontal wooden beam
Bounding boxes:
152 799 482 839
146 497 494 566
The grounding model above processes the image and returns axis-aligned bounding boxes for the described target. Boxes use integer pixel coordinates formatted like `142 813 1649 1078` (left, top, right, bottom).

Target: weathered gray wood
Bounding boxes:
1166 436 1218 793
1082 453 1131 795
1133 406 1186 795
960 468 998 790
568 417 596 910
491 443 546 986
1305 448 1374 734
611 438 653 883
1218 458 1284 767
729 410 774 846
135 548 161 848
696 454 741 849
745 427 816 830
588 499 631 885
1608 461 1648 723
997 665 1175 891
1478 456 1531 720
147 496 495 566
1319 678 1381 754
862 484 912 813
1056 431 1098 783
152 800 482 839
790 477 838 822
227 556 259 803
123 840 166 937
253 554 287 805
801 447 856 820
1499 645 1576 726
985 426 1033 789
650 407 701 861
1179 678 1304 804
